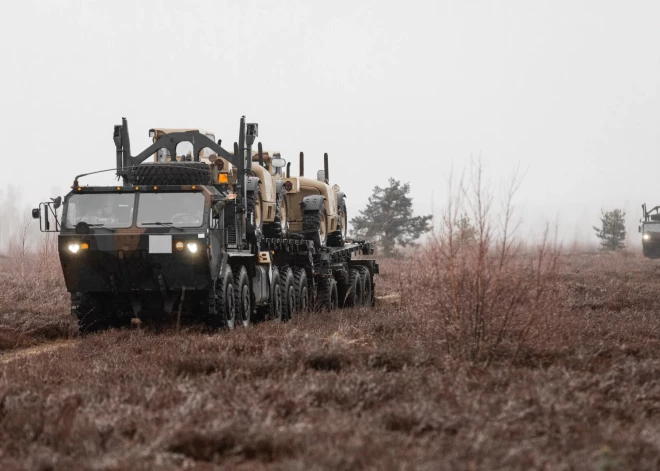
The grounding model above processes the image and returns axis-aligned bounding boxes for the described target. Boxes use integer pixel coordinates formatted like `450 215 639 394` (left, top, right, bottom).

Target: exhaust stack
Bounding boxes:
299 152 304 177
286 162 291 178
324 153 329 184
258 142 264 168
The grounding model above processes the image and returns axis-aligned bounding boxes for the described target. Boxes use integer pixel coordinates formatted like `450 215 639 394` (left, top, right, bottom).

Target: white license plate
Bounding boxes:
149 235 172 254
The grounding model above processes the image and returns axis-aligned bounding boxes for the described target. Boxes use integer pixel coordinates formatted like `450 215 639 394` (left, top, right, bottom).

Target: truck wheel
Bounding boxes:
207 266 236 329
74 294 110 333
279 266 296 321
233 265 251 328
316 276 338 311
357 266 373 307
263 190 289 238
339 269 362 308
131 162 211 185
265 267 283 321
303 206 328 248
293 267 309 312
327 203 347 247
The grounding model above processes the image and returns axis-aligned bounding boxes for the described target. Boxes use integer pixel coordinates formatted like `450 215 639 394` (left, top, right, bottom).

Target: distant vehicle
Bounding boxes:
640 203 660 258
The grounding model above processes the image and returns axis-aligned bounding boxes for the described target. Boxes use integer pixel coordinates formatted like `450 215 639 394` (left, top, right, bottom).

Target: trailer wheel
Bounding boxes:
74 294 110 333
357 266 374 307
280 266 296 321
207 266 236 329
233 265 251 328
316 276 338 311
327 202 347 247
303 206 328 249
293 268 309 313
339 269 362 308
131 162 211 186
263 189 289 238
264 267 283 321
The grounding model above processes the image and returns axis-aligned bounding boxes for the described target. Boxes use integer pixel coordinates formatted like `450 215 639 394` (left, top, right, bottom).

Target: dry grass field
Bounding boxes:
1 249 660 470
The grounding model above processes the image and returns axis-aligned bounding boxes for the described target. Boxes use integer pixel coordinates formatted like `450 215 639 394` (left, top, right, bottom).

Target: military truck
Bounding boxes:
32 116 377 333
640 203 660 258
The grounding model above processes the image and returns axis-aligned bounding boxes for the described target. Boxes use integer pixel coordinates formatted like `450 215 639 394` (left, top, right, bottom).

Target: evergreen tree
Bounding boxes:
350 178 431 256
455 213 477 244
593 209 626 251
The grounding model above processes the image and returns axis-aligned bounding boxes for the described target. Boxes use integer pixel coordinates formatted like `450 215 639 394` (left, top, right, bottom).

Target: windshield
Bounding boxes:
137 193 205 228
64 194 135 229
644 223 660 233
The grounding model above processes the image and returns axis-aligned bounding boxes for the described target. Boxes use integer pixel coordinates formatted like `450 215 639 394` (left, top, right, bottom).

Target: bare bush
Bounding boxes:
421 162 560 364
8 214 34 280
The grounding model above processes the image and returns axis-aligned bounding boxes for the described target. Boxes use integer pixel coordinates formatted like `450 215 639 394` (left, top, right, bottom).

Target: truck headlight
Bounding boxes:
186 242 198 253
68 243 80 253
643 233 651 241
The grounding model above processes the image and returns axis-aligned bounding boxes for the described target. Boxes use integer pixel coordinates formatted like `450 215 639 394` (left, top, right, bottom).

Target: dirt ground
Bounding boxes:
1 252 660 470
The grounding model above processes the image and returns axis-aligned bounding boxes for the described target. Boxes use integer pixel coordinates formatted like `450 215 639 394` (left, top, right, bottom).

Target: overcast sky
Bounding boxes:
1 0 658 245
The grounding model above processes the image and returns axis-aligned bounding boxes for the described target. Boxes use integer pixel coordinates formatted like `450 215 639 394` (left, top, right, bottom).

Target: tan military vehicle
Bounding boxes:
147 128 289 240
279 152 347 248
146 129 345 247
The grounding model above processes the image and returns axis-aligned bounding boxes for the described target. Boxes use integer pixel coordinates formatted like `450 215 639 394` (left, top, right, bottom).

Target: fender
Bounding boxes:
336 192 346 208
246 176 260 192
301 195 325 212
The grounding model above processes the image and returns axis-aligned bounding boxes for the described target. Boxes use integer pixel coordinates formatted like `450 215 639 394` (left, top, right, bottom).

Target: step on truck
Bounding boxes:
32 116 378 332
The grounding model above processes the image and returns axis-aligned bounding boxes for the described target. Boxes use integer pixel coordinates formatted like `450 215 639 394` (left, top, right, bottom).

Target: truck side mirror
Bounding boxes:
317 170 326 182
52 196 62 209
32 208 40 219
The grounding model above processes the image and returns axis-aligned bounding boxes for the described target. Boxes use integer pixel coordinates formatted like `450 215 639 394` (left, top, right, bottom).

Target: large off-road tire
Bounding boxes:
263 190 289 239
303 206 328 249
292 267 309 313
233 265 251 328
316 276 338 311
206 266 236 329
258 267 283 321
642 244 660 259
73 293 111 333
357 266 374 307
338 268 362 308
327 203 347 247
131 162 211 185
279 266 296 321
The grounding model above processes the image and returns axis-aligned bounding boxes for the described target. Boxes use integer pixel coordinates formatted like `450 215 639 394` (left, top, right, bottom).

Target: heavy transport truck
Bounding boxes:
640 203 660 259
32 116 378 332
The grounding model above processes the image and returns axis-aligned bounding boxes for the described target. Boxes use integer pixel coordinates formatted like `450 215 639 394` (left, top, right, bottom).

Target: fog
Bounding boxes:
1 0 659 251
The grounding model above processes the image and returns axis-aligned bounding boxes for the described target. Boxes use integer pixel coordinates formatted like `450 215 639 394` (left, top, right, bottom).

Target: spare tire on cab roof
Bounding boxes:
131 162 211 186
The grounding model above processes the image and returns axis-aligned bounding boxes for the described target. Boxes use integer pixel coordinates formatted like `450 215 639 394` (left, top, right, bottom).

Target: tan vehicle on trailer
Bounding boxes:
148 128 289 239
147 128 346 247
279 152 348 248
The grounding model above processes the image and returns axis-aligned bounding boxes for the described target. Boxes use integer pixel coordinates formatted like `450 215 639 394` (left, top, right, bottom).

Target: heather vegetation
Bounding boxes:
0 170 658 469
1 236 660 468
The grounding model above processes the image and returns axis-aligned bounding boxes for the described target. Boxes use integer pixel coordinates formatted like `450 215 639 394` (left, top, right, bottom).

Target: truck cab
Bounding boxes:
640 203 660 258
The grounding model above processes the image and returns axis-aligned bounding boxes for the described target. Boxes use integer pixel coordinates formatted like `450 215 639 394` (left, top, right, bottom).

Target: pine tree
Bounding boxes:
593 209 626 251
350 178 431 257
456 213 477 244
